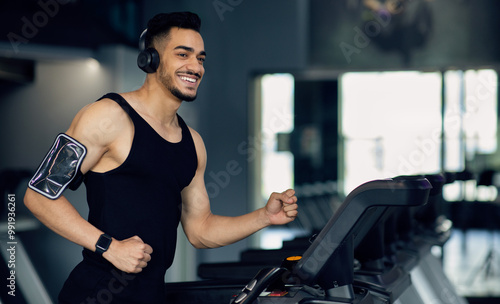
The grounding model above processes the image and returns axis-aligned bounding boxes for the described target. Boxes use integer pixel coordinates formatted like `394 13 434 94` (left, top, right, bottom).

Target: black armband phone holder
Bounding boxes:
28 133 87 200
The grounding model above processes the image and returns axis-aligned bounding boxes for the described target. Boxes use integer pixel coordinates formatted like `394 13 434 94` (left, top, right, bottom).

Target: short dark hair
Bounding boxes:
145 12 201 49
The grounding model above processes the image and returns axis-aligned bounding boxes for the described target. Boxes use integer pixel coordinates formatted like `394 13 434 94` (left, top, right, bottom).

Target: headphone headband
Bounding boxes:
139 28 148 51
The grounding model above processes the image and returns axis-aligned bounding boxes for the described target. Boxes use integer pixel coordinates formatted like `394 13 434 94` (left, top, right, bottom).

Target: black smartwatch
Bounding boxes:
95 233 112 255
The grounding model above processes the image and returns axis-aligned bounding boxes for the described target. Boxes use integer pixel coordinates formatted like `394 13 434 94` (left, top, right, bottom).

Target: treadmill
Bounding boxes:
391 174 468 304
166 176 432 303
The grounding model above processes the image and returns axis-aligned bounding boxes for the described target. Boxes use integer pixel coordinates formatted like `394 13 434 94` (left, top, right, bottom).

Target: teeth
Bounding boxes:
180 76 196 83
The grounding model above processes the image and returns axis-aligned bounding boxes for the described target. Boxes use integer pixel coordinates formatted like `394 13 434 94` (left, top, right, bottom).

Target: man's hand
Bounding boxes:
264 189 298 225
103 236 153 273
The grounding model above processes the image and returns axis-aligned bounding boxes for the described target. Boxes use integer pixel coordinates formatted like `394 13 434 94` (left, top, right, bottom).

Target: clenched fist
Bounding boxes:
103 235 153 273
265 189 299 225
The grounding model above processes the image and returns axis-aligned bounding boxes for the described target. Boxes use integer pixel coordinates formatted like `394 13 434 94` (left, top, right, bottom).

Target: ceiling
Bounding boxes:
0 0 145 84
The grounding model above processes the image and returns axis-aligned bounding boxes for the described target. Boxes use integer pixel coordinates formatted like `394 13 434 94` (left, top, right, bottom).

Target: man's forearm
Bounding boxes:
183 189 298 249
188 207 270 249
24 188 103 252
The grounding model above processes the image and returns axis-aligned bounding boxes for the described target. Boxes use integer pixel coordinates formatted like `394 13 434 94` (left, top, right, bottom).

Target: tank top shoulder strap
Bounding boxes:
97 92 132 116
176 114 195 145
176 114 188 133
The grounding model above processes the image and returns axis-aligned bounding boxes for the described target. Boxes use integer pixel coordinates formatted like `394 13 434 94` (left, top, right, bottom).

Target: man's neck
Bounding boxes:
126 80 183 127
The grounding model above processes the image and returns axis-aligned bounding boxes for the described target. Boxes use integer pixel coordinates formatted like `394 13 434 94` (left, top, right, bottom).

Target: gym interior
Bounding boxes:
1 0 499 303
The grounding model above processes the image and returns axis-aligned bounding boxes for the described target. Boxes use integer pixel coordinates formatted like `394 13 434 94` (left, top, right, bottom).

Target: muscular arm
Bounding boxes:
24 99 152 273
180 129 298 249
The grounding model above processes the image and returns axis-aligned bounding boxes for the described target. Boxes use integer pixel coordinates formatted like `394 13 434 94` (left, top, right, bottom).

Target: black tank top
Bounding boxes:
58 93 198 303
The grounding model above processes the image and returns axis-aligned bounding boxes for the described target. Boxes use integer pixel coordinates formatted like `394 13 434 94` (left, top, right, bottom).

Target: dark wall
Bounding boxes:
292 80 339 184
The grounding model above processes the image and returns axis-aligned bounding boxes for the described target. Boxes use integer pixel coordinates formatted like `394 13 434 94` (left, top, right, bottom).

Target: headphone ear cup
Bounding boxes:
137 48 160 73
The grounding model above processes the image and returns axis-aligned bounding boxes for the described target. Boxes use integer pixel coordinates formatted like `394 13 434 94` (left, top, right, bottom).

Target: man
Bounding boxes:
24 11 298 303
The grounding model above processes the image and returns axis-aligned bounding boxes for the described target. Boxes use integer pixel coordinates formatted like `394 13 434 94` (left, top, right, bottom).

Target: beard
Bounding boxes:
159 70 198 102
171 86 197 102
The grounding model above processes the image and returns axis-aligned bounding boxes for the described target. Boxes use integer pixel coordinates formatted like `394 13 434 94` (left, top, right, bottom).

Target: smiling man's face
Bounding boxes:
157 27 206 102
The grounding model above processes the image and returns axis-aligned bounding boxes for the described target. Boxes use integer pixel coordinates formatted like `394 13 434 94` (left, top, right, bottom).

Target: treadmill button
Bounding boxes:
234 292 248 303
246 279 257 291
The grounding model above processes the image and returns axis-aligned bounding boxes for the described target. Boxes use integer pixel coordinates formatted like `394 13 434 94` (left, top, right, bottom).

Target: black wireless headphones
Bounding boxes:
137 29 160 73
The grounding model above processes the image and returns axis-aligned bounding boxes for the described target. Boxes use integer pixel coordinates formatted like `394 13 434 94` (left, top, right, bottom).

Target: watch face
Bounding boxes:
96 234 112 253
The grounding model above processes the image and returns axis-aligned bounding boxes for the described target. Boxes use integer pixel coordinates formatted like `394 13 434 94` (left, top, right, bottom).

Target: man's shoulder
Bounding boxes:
78 96 129 125
66 95 132 145
185 125 203 143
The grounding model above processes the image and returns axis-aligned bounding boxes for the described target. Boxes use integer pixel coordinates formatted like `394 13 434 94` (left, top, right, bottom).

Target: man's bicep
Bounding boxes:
180 172 213 247
181 171 211 222
64 105 110 174
66 99 129 174
182 127 211 216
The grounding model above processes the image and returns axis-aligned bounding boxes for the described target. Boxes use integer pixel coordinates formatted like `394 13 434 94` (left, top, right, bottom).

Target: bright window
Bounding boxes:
341 71 442 194
260 74 295 200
